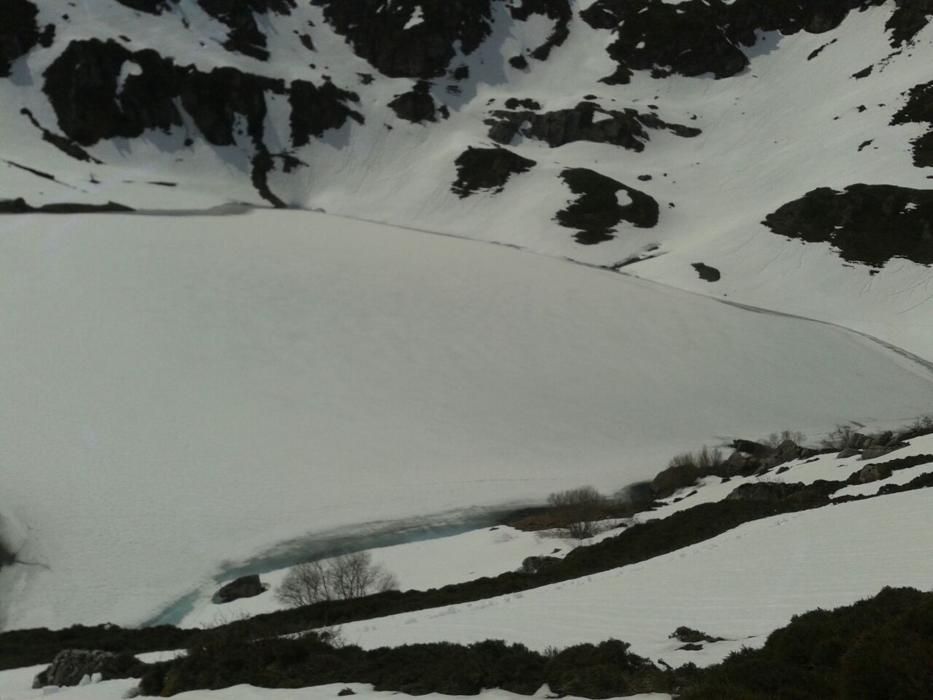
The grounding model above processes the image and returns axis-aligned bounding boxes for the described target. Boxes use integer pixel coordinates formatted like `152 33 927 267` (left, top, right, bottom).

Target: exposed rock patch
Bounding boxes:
581 0 894 85
508 0 572 61
42 38 361 204
486 101 700 149
212 574 267 604
520 555 560 574
19 108 102 164
388 82 442 124
318 0 495 79
44 40 183 146
1 0 42 77
112 0 174 13
318 0 570 79
33 650 144 688
290 80 362 145
451 147 536 198
887 0 933 47
670 626 724 645
691 263 721 282
195 0 296 61
892 81 933 167
763 184 933 266
113 0 299 59
555 168 659 245
0 199 133 214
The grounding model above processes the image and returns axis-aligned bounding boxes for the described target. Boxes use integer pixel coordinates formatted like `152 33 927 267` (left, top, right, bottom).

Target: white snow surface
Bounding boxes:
337 488 933 667
0 673 668 700
178 525 571 629
1 210 932 631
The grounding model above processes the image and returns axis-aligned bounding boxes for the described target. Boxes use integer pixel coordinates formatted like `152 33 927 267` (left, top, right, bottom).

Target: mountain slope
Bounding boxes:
1 0 931 357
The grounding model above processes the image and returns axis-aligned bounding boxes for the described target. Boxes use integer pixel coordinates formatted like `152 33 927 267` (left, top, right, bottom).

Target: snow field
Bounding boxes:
336 488 933 667
2 210 933 630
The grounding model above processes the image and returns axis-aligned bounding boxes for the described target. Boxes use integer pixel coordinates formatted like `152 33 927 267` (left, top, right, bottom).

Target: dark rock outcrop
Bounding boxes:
508 0 572 61
113 0 174 13
892 81 933 168
581 0 890 85
692 262 721 282
0 198 133 214
852 462 894 484
19 108 102 164
212 574 266 604
887 0 933 47
43 40 357 145
290 80 362 145
195 0 296 61
1 0 41 77
670 626 724 644
388 82 441 124
113 0 298 59
582 0 749 84
33 650 144 688
318 0 570 79
43 40 184 146
486 101 700 149
725 481 804 502
451 147 536 198
651 463 701 498
555 168 659 245
42 39 361 206
763 184 933 266
520 555 560 574
178 66 283 146
317 0 495 79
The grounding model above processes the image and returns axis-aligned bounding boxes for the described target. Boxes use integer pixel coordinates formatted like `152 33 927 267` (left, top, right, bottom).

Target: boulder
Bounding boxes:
860 443 907 461
521 555 560 574
731 439 771 458
33 650 141 688
388 86 438 123
212 574 266 604
669 626 723 644
651 462 700 499
853 463 893 484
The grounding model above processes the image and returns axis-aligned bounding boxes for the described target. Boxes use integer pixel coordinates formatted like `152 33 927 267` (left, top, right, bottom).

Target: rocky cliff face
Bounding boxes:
1 0 931 280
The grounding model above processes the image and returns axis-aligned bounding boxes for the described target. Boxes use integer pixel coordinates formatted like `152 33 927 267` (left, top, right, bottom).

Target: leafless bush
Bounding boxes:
668 446 723 471
820 424 857 450
764 430 807 448
547 486 606 539
277 552 398 608
905 415 933 437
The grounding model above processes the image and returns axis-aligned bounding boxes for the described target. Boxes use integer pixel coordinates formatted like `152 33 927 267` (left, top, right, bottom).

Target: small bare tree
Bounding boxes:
277 551 398 608
547 486 606 539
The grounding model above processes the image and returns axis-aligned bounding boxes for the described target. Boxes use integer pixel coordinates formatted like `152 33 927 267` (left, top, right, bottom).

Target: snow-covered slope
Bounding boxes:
337 485 933 668
1 209 931 631
2 0 932 359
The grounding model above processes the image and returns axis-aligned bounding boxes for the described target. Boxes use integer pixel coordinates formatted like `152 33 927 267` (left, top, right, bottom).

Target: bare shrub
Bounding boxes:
821 424 857 450
547 486 606 539
764 430 807 448
905 415 933 438
277 552 398 608
668 446 724 471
